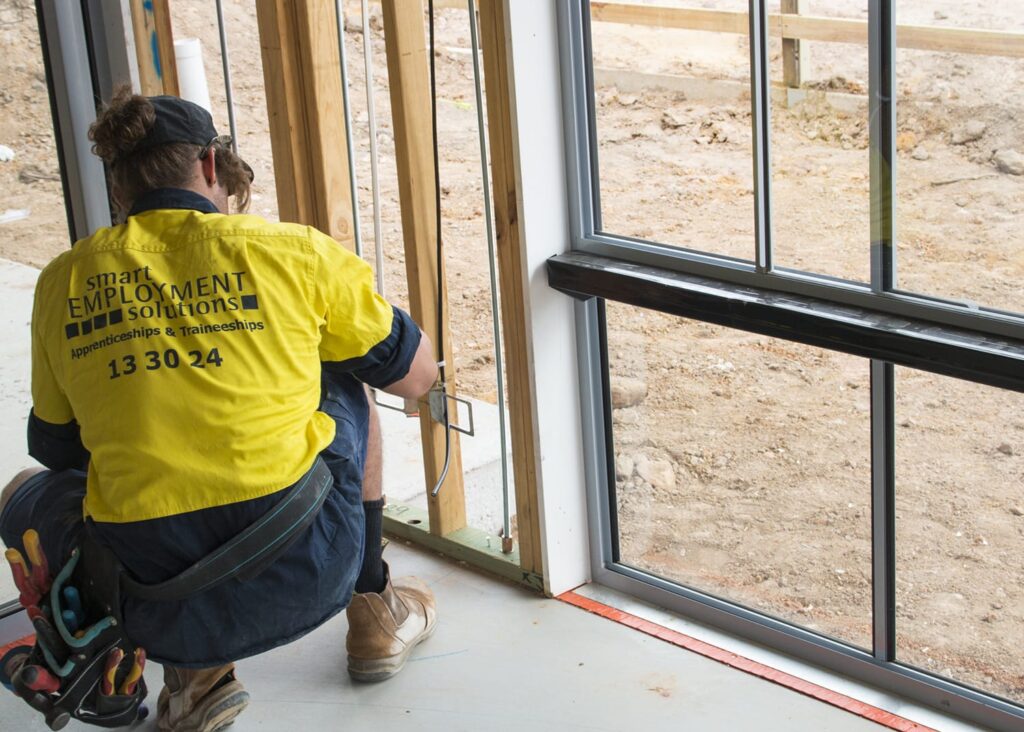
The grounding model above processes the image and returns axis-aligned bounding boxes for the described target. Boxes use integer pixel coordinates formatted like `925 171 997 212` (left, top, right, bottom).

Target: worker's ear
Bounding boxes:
200 148 218 187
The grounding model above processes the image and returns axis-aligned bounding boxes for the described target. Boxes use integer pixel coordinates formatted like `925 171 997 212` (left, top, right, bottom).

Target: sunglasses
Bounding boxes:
199 135 255 183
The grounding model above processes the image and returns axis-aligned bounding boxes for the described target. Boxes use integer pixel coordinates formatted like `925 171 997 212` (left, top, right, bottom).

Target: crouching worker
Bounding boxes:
0 88 438 731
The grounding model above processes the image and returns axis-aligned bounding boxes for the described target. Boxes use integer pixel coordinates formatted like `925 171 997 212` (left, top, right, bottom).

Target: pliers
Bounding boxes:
5 530 50 614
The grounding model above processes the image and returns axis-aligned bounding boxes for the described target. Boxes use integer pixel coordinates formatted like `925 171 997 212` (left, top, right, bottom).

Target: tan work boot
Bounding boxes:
345 564 437 682
157 664 249 732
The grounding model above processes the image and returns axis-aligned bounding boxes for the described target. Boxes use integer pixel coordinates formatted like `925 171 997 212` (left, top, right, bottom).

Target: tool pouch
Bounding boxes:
4 456 332 728
4 534 148 730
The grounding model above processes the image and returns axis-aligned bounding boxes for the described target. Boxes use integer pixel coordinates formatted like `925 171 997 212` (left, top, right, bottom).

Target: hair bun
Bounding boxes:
89 86 156 163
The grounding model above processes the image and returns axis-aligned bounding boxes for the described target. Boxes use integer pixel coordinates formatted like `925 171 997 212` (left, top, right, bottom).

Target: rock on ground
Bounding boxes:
615 454 635 481
611 377 647 409
635 456 675 491
993 149 1024 176
896 131 917 152
951 120 986 145
661 109 685 130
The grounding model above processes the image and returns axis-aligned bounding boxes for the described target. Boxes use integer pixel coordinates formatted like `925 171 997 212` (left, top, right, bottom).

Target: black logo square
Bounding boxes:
65 322 79 340
241 295 259 310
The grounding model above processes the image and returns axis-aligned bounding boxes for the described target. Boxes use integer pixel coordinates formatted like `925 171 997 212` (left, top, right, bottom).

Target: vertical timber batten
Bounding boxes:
781 0 808 90
478 0 543 575
381 0 467 536
128 0 179 97
257 0 355 250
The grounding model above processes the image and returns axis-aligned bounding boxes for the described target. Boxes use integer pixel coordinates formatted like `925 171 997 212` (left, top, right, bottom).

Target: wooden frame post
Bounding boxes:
257 0 356 249
478 0 543 575
782 0 809 90
381 0 467 536
129 0 179 96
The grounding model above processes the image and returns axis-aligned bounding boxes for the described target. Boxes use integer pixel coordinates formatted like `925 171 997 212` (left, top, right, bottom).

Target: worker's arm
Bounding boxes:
28 286 89 471
378 331 438 399
315 232 436 395
27 410 90 472
322 305 433 392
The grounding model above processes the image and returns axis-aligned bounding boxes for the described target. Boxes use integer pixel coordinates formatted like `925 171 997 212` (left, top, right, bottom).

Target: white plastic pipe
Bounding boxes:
173 37 212 113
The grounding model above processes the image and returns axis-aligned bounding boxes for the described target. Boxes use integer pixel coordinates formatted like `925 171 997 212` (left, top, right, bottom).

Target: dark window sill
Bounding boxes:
548 251 1024 393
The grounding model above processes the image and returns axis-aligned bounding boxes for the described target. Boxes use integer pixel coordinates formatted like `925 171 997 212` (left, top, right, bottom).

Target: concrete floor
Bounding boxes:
3 540 899 732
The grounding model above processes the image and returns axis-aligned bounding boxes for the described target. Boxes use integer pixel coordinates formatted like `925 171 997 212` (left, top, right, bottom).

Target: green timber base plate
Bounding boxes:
383 502 544 593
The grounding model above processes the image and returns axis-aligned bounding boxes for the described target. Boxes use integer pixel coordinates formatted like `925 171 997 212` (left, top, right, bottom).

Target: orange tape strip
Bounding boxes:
558 590 937 732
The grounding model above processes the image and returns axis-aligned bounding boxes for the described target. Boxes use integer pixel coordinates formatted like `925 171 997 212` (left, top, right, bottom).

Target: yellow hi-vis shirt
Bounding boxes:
31 208 395 523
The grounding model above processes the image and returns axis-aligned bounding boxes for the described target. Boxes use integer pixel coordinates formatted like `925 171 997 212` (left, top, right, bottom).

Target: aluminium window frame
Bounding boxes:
561 0 1024 341
556 1 1024 730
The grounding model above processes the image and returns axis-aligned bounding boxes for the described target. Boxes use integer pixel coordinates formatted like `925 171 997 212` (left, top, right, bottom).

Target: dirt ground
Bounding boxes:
0 0 1021 708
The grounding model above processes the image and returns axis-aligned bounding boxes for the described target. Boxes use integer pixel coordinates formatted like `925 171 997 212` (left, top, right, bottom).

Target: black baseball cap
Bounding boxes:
133 95 218 154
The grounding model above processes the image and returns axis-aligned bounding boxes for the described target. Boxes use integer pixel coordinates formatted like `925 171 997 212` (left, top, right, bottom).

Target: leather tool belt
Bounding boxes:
119 456 334 602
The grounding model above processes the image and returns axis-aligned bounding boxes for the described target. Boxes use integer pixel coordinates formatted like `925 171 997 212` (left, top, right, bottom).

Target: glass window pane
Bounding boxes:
770 1 871 282
606 301 872 649
895 368 1024 704
589 1 755 260
2 9 67 265
894 2 1024 314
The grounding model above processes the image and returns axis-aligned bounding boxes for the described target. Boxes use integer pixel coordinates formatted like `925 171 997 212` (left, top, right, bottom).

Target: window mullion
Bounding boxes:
869 0 897 292
749 0 773 273
870 360 897 661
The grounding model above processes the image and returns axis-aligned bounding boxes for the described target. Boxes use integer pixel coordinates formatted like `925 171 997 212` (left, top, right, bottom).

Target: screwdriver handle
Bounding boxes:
62 586 85 624
18 664 61 694
61 609 80 635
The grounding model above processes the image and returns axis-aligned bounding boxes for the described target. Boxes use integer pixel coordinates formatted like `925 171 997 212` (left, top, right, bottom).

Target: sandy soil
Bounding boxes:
0 0 1021 707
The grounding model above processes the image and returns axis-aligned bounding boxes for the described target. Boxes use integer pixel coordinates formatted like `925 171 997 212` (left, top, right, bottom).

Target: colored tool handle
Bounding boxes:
31 616 65 662
102 648 124 696
5 547 40 607
62 586 85 625
23 529 51 594
119 648 147 696
61 609 80 635
23 529 45 566
5 547 28 578
19 664 61 694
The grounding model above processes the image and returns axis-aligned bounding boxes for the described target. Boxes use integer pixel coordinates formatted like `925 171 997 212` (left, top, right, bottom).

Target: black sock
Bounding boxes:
355 498 386 594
